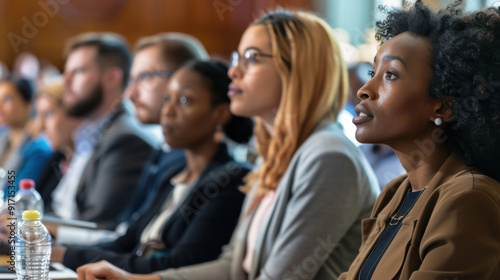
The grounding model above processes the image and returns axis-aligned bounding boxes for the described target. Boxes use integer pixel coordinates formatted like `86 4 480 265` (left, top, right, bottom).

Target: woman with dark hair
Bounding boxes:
338 1 500 279
0 76 52 196
51 60 253 274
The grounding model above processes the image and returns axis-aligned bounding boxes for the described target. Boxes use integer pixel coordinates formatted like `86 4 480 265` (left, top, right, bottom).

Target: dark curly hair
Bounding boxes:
375 0 500 181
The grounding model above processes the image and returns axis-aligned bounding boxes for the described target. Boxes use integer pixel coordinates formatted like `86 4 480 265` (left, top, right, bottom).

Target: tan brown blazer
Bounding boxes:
339 154 500 280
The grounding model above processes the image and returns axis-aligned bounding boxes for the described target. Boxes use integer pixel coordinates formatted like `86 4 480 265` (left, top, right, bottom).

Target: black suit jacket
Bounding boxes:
75 106 154 227
63 144 249 273
116 148 185 224
36 151 65 212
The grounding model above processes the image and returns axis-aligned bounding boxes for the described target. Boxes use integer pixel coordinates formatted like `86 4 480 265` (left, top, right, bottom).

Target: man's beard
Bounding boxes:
65 82 104 117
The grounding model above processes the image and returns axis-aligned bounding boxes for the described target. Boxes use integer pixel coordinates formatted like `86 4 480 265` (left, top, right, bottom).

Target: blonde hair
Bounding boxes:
37 82 64 105
134 33 209 70
242 10 348 199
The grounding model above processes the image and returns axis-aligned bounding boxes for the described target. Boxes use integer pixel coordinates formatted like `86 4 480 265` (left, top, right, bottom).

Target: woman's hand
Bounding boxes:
76 261 161 280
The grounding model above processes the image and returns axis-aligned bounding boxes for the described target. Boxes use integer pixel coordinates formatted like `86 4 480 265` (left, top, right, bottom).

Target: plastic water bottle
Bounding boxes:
15 210 52 280
14 179 44 220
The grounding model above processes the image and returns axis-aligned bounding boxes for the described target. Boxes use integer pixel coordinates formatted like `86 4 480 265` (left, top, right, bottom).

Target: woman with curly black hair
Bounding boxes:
340 0 500 279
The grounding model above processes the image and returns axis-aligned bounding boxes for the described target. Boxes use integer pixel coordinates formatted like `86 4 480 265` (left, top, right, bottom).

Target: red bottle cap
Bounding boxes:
20 179 35 190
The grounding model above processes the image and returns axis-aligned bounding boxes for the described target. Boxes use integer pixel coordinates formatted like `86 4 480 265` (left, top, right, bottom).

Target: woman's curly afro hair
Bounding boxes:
376 0 500 181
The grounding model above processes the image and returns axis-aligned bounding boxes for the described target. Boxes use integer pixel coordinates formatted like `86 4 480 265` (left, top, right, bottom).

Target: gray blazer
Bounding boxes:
158 120 380 280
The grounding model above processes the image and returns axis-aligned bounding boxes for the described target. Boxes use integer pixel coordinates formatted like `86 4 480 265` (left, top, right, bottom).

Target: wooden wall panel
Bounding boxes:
0 0 313 71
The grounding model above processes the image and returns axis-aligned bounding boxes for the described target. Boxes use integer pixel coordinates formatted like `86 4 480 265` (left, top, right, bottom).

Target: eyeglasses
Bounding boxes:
128 71 174 90
231 49 273 72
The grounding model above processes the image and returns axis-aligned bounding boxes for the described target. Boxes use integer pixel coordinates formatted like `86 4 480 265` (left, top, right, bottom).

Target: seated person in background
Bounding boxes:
360 143 405 189
51 32 210 246
52 60 253 274
0 76 52 196
77 9 379 280
339 1 500 279
0 105 5 135
120 32 210 226
35 82 82 211
49 32 154 229
338 62 372 146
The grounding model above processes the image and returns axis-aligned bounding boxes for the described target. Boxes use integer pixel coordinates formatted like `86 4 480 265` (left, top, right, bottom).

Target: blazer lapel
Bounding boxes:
160 144 231 234
247 123 335 279
162 171 205 229
371 154 467 279
0 132 9 156
235 203 258 280
137 159 186 222
230 179 260 280
154 150 185 188
248 180 289 279
2 132 30 172
370 177 414 279
75 108 124 197
248 199 273 280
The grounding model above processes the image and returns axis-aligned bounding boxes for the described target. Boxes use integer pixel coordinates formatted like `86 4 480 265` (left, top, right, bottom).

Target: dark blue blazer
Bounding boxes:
36 151 65 212
62 143 249 273
117 148 185 224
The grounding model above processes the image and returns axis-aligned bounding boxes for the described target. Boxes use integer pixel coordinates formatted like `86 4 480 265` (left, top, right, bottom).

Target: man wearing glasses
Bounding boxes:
127 33 208 125
119 32 209 226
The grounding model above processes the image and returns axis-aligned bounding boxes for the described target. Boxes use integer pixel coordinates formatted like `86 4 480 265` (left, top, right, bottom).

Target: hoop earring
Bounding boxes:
434 118 442 126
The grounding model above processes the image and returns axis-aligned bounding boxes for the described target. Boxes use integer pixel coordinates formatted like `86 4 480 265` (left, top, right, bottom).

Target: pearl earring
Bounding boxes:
434 118 442 126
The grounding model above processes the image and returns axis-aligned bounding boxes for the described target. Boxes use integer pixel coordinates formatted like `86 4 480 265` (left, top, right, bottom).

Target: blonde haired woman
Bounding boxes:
34 82 82 209
77 10 379 280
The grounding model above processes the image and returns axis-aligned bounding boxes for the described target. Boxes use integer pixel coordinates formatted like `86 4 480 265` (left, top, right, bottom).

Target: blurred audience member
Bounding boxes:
0 77 52 196
346 62 372 116
0 113 5 136
360 144 406 188
338 62 372 146
121 32 209 221
12 52 40 81
0 63 9 135
38 62 63 87
0 62 9 81
49 33 154 229
34 82 82 211
126 32 208 124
